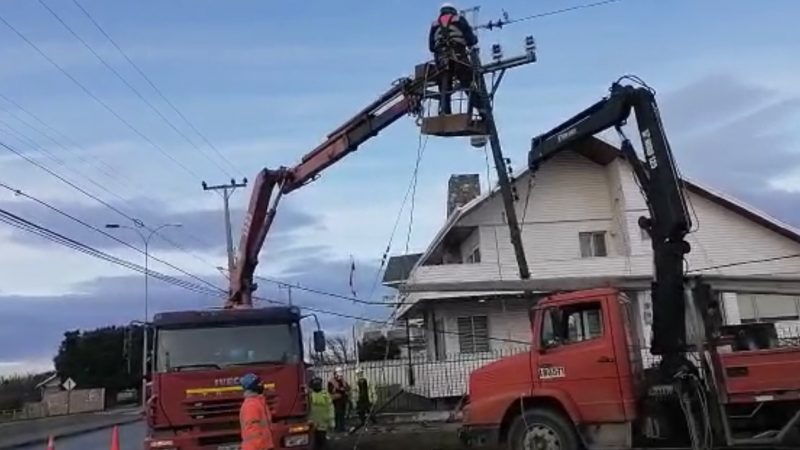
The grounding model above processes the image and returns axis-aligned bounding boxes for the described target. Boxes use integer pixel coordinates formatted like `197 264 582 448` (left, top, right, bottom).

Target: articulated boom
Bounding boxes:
529 80 692 360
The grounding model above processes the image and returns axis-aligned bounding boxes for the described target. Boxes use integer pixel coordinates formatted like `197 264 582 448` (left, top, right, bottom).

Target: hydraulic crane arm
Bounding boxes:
529 80 692 358
227 77 429 308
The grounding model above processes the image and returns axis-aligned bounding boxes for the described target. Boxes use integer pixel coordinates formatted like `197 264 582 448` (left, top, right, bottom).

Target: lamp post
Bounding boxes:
106 222 181 408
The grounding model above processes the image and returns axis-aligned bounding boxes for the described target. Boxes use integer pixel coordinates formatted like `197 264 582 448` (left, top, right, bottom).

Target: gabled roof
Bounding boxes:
34 372 59 389
406 136 800 281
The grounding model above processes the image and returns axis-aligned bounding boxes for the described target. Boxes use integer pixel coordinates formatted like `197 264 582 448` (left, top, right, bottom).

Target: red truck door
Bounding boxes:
535 297 627 423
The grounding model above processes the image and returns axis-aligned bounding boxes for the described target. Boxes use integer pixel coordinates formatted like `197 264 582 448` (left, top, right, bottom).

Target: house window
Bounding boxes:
457 315 489 354
579 231 608 257
737 294 800 323
465 247 481 264
541 302 604 347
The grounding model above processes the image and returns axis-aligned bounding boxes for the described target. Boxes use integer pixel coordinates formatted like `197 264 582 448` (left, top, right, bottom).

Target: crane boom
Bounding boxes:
529 80 692 360
227 76 430 307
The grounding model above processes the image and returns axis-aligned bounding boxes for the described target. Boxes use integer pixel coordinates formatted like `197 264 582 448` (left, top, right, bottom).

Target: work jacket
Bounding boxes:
428 13 478 53
240 393 274 450
309 390 334 431
354 378 376 408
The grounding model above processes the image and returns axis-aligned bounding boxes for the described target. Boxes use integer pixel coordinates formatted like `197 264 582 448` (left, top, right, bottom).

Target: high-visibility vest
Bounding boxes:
240 395 274 450
309 391 334 431
432 14 467 49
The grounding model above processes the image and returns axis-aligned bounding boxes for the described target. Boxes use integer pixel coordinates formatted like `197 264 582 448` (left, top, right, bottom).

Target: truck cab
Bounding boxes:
461 288 800 449
146 306 313 450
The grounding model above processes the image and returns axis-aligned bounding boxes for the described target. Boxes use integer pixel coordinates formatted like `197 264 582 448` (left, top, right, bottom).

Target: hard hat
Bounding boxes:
334 367 344 375
440 3 458 13
240 373 262 391
355 367 364 375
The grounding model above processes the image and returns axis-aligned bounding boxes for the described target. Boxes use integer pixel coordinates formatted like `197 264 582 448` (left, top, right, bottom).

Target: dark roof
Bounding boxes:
382 253 423 284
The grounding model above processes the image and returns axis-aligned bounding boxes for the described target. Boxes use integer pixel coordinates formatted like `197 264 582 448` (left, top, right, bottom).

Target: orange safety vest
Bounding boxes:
240 395 274 450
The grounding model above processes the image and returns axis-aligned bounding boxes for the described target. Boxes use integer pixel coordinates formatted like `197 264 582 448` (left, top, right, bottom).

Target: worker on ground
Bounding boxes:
309 376 333 449
327 367 351 432
428 3 479 115
354 368 377 427
239 373 274 450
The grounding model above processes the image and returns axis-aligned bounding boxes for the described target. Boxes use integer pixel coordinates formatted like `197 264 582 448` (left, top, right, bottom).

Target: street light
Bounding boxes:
106 222 181 408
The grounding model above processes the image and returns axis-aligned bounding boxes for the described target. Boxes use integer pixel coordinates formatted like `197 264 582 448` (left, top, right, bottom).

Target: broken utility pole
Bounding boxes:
202 178 248 277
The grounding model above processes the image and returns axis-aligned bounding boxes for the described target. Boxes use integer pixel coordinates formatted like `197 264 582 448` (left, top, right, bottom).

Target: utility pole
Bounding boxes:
202 178 248 276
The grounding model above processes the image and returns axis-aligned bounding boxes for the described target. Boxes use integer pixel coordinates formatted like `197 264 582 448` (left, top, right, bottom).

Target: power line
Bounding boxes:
0 94 144 196
69 0 241 176
0 12 207 183
253 295 530 346
254 275 399 306
0 181 225 292
0 92 227 265
0 138 226 286
477 0 625 30
0 206 224 297
36 0 236 179
689 253 800 273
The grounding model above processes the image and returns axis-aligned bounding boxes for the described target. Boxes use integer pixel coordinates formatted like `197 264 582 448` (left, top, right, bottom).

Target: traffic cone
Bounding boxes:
109 425 120 450
46 435 55 450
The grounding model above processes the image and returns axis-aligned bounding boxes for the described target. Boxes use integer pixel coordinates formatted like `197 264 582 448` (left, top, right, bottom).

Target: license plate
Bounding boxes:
217 445 240 450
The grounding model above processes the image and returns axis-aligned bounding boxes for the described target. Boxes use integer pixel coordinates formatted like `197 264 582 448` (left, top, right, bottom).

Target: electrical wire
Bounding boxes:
476 0 625 30
0 181 225 292
70 0 241 176
0 207 224 296
689 253 800 273
254 275 399 306
0 13 207 183
36 0 236 180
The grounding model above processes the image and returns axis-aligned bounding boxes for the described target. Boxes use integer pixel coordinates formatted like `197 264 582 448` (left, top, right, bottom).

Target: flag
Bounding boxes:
349 255 357 299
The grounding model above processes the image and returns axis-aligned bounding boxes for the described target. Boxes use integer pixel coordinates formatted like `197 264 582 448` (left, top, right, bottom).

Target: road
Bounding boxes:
15 421 144 450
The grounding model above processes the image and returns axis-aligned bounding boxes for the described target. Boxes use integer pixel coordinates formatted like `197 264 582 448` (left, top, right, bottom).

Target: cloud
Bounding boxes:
0 196 322 252
660 75 800 227
0 254 391 374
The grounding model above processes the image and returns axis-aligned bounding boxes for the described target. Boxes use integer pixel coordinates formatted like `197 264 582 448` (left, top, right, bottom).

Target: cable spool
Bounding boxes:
470 135 488 148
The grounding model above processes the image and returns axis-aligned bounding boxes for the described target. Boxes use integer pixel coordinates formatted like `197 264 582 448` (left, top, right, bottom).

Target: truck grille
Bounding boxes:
184 394 279 421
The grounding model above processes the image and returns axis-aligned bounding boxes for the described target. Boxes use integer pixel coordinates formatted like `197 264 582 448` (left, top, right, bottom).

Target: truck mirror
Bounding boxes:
313 330 326 353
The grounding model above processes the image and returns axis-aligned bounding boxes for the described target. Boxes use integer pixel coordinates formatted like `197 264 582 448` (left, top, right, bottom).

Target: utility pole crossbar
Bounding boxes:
202 178 247 282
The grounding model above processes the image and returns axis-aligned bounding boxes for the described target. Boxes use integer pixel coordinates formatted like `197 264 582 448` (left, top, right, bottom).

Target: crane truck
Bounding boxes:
143 41 537 450
459 79 800 449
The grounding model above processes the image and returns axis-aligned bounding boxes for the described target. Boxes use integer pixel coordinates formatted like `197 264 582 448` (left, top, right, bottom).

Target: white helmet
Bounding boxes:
440 3 458 13
355 367 364 375
334 367 344 375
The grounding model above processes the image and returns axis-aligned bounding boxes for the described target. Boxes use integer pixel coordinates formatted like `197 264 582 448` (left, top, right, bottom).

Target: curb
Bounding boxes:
0 416 143 449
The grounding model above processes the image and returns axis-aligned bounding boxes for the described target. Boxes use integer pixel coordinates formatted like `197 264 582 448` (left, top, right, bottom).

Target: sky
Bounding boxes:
0 0 799 375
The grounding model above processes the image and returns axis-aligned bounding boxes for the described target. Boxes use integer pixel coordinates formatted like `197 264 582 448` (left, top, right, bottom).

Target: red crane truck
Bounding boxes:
459 79 800 449
143 44 536 450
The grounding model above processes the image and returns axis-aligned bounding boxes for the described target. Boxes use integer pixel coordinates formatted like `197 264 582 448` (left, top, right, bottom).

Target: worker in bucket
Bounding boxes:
239 373 274 450
309 376 333 449
428 2 479 115
327 367 351 432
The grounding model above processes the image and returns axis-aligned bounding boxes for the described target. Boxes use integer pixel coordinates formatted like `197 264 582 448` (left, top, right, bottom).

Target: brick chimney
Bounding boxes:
447 174 481 217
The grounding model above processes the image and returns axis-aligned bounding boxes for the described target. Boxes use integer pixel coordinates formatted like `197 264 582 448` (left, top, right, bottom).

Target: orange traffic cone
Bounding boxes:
109 425 120 450
46 435 55 450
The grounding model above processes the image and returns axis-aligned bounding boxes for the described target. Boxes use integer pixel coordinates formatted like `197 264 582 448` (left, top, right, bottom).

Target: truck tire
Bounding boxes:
507 407 580 450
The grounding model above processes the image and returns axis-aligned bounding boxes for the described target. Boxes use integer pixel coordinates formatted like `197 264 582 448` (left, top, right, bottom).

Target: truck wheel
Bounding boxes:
507 408 579 450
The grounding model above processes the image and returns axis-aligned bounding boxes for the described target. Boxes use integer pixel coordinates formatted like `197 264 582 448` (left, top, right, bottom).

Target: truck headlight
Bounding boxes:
284 433 310 448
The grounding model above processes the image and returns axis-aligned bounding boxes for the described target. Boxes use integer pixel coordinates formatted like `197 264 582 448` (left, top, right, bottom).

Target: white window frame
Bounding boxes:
579 231 608 258
457 315 490 354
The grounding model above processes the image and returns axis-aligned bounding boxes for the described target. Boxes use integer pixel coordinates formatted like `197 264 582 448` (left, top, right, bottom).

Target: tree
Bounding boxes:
358 336 401 361
53 325 145 398
0 372 51 411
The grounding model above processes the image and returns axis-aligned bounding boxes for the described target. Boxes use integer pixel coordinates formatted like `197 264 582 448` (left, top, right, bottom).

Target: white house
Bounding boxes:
385 136 800 365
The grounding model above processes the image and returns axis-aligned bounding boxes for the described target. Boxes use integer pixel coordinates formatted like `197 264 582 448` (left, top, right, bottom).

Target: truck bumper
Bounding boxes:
459 424 501 449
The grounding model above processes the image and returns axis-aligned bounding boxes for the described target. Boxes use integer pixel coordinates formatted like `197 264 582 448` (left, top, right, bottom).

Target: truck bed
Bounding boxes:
719 347 800 404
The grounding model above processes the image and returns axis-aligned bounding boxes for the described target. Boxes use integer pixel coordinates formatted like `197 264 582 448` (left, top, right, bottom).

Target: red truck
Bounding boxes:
145 306 320 450
460 79 800 449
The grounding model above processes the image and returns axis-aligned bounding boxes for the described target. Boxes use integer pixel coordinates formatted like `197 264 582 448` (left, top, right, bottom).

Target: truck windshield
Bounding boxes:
155 323 301 372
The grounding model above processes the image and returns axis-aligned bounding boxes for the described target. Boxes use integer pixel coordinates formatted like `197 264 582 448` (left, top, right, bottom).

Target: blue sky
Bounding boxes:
0 0 799 374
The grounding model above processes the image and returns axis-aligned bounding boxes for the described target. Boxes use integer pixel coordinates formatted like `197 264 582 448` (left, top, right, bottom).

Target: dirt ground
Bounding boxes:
329 422 464 450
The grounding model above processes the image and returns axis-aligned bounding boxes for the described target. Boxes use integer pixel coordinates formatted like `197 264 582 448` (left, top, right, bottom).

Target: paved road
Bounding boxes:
15 421 144 450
